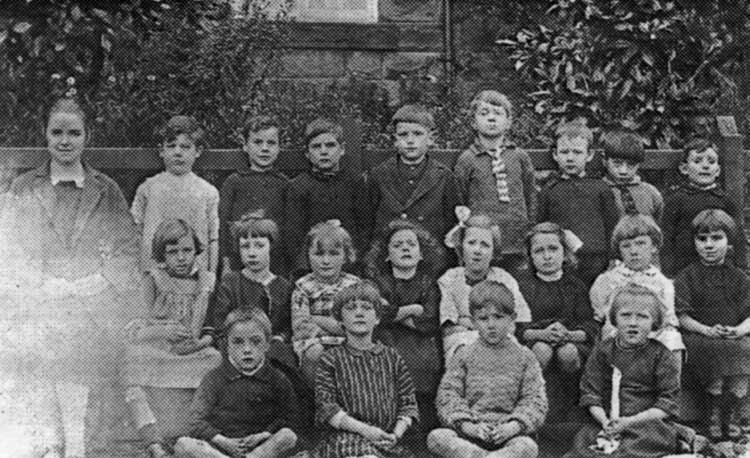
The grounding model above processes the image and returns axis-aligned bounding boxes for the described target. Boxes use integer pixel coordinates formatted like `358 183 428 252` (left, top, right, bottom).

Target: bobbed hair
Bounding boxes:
608 283 664 331
610 214 663 260
299 220 356 271
469 90 513 120
468 279 516 318
230 212 280 253
448 214 503 265
524 222 578 273
151 218 203 263
331 280 384 322
691 208 737 240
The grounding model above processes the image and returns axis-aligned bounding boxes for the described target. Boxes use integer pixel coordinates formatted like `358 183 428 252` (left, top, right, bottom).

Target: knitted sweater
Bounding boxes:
436 338 547 432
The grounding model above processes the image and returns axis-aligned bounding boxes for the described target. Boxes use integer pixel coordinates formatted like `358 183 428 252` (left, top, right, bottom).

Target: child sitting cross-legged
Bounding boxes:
314 280 419 458
564 284 700 458
590 214 684 353
428 280 547 458
174 308 300 458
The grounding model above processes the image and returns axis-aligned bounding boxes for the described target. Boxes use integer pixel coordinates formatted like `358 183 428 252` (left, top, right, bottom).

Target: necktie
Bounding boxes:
488 148 510 203
617 184 638 215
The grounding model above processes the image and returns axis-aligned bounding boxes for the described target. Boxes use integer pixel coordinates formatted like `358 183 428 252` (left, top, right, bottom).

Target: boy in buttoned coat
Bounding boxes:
365 105 460 245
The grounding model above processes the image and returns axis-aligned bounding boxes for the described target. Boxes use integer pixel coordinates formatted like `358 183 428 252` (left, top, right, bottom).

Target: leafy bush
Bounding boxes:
499 0 746 147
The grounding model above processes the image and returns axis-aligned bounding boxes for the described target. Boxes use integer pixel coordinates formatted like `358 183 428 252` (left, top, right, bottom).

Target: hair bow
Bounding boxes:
238 209 266 224
326 219 342 228
444 206 471 249
563 229 583 253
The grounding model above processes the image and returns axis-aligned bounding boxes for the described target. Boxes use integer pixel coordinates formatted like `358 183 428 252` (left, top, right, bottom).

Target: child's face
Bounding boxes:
473 101 510 139
387 229 422 271
309 239 345 282
394 122 433 163
160 133 200 176
340 299 379 337
307 132 344 172
530 233 564 276
227 321 269 373
695 230 728 265
245 127 279 171
614 295 656 347
553 136 592 177
46 112 86 166
239 236 271 273
163 234 197 277
462 227 494 274
619 235 657 271
604 157 640 183
679 148 720 187
472 305 514 346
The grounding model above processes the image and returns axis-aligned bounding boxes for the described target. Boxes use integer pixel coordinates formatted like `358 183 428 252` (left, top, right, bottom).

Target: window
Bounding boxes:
233 0 378 23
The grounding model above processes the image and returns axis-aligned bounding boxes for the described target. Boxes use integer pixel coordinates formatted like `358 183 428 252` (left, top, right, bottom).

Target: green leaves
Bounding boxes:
499 0 743 146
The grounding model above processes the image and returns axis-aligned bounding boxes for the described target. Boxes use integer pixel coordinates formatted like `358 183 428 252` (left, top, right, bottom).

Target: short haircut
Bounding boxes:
391 104 436 131
525 222 578 273
610 214 663 258
223 308 272 342
681 137 716 163
243 115 279 141
159 115 206 149
331 280 383 321
469 90 513 120
48 97 87 130
468 280 516 318
691 208 737 239
305 118 343 146
608 283 664 330
555 119 593 146
601 129 645 163
230 212 280 253
151 219 203 263
448 214 503 264
304 220 356 267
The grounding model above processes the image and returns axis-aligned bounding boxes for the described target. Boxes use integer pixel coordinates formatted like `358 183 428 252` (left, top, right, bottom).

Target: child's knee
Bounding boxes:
556 343 581 372
427 428 458 451
505 436 538 458
531 342 554 368
729 377 749 398
271 428 297 449
173 437 200 458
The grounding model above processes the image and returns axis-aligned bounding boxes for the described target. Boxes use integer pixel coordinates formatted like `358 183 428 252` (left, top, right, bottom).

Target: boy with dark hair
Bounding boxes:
284 118 366 273
366 104 460 244
219 115 288 275
600 128 663 222
661 138 746 276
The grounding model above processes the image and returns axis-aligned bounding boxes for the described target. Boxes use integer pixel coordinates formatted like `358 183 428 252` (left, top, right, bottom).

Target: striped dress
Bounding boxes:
315 343 419 458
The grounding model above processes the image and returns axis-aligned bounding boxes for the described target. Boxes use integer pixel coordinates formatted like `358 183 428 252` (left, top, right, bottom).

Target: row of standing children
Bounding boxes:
2 87 749 458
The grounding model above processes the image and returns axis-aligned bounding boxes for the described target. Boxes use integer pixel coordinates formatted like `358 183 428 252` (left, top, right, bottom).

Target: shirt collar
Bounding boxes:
223 357 271 381
345 341 386 356
560 171 586 179
614 260 658 277
471 138 516 156
682 181 723 196
50 161 85 187
603 175 641 186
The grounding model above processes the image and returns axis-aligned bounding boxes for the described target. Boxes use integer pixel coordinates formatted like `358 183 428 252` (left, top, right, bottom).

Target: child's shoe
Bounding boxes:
727 403 744 441
147 442 172 458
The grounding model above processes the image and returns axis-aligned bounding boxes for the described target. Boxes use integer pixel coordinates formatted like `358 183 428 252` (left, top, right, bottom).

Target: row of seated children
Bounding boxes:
125 200 750 458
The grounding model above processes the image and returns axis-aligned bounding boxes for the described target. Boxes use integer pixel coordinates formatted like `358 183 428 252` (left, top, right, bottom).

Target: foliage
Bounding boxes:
0 0 289 147
499 0 746 147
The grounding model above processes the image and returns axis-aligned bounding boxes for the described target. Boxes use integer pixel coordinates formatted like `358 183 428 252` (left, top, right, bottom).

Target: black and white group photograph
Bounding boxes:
0 1 749 458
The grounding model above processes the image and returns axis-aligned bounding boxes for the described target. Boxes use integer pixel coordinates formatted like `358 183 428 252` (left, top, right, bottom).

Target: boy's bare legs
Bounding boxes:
556 343 581 373
174 429 296 458
530 342 553 371
427 428 487 458
55 382 89 458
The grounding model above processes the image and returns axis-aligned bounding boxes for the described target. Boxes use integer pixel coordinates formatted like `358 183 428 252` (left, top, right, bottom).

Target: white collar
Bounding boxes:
50 162 85 187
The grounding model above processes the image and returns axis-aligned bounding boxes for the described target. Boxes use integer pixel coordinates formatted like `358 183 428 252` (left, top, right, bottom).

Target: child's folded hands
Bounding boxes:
490 421 522 445
240 432 272 450
460 421 493 442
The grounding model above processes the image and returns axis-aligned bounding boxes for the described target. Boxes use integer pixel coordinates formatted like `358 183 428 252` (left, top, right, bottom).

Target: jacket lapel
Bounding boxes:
70 167 103 247
30 164 67 242
378 158 407 207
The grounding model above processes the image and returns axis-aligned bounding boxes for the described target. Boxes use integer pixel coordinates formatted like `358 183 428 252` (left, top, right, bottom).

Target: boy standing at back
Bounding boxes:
600 128 663 222
219 116 288 275
454 91 536 274
366 104 459 244
284 118 366 273
537 121 619 286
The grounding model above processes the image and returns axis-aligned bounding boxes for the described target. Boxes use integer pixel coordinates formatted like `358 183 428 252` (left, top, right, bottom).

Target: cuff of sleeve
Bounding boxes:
446 412 473 429
397 416 413 428
329 411 347 429
653 400 678 417
506 416 530 434
580 394 602 408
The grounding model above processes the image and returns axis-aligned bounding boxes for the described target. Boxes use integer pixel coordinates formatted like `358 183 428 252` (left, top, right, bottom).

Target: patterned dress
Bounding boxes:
315 343 419 458
124 268 221 388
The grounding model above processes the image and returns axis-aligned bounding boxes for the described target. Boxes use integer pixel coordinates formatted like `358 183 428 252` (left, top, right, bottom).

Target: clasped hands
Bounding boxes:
460 420 522 445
